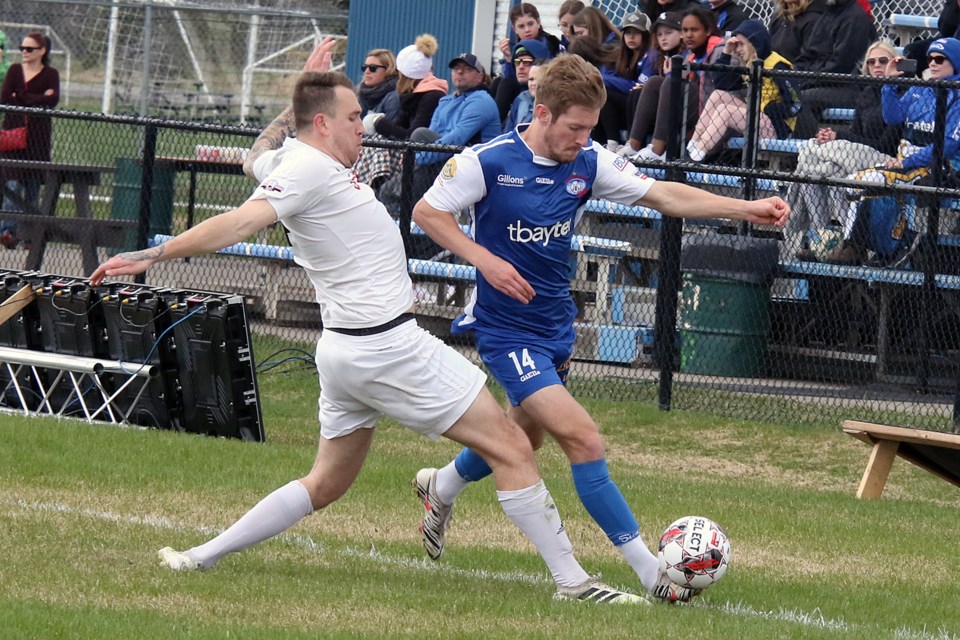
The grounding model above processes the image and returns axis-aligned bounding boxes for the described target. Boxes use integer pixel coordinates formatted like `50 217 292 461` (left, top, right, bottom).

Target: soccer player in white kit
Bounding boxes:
89 39 643 604
412 54 790 602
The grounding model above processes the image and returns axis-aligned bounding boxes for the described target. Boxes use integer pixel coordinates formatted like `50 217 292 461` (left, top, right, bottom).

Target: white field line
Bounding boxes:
8 497 959 640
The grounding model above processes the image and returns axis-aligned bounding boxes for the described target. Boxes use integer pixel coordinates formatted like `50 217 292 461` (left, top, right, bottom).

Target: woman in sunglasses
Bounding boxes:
0 31 59 248
785 40 904 260
809 38 960 266
357 49 400 121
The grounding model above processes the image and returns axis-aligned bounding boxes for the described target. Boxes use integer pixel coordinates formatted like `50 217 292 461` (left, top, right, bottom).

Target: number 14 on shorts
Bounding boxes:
508 348 542 382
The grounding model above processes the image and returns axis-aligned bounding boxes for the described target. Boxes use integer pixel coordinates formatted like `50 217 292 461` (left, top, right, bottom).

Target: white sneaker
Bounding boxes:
686 140 707 162
605 140 623 153
157 546 202 571
554 575 650 605
637 144 666 161
413 467 454 560
650 571 701 603
617 144 641 158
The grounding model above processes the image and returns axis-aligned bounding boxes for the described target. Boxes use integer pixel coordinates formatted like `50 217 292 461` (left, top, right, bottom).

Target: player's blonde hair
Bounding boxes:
534 54 606 120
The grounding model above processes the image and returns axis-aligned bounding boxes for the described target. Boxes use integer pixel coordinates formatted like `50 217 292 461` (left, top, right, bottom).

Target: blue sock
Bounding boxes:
454 447 493 482
571 458 640 546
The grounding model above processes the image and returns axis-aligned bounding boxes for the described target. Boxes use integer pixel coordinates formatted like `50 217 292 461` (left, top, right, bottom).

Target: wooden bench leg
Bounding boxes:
856 439 899 499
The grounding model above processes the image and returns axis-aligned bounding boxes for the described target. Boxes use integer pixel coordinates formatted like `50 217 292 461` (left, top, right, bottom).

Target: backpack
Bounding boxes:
860 194 915 260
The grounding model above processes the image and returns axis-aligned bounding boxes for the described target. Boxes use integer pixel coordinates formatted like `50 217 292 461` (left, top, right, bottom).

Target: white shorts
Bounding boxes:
314 318 486 440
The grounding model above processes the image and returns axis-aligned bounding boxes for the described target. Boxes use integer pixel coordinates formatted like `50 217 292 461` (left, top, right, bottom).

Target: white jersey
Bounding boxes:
249 138 414 329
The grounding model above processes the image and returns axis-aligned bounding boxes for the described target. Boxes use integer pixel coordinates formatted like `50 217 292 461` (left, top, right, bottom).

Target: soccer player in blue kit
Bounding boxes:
412 53 790 602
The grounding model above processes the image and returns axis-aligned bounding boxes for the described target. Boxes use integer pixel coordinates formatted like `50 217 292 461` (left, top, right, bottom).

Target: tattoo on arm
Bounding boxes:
243 106 296 179
119 245 165 263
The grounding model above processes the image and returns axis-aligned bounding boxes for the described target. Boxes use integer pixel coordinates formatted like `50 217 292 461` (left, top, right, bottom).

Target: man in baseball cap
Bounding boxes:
448 52 485 75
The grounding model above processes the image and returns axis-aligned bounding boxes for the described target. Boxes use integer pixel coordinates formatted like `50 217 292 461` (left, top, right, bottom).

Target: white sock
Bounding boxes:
619 537 660 591
187 480 314 568
434 461 470 506
497 481 591 589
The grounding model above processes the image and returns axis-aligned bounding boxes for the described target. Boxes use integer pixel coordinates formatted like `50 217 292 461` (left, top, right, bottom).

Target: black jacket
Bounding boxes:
939 0 960 38
712 1 751 33
794 0 876 75
838 84 904 157
768 0 827 63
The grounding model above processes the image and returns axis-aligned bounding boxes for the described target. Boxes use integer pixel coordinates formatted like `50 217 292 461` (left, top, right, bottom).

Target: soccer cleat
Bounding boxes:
157 546 202 571
651 571 701 603
554 575 650 605
413 467 453 560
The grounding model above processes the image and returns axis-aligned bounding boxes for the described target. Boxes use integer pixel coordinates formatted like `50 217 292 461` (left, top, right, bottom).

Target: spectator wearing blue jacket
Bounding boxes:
503 60 541 132
413 53 500 167
494 3 562 121
380 53 500 225
500 38 550 132
824 38 960 265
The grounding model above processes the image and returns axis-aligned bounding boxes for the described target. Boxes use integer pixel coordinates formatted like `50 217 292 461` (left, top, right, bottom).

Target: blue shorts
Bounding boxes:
474 329 573 406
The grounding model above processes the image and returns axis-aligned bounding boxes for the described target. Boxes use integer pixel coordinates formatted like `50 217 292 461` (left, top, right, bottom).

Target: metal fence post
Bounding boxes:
135 124 158 284
655 56 686 411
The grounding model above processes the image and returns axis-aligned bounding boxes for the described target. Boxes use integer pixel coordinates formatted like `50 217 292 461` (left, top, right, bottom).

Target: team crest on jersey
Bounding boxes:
565 176 588 196
259 179 286 193
441 158 458 180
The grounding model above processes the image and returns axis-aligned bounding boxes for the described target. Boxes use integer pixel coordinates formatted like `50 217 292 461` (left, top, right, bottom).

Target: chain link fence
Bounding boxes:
0 0 347 122
2 0 959 433
3 63 960 433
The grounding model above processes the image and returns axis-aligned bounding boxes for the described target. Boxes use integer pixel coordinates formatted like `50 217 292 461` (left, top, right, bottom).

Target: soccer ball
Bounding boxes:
657 515 731 591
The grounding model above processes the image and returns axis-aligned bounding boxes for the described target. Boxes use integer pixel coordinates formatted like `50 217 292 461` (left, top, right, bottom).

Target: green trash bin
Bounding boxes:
110 157 175 251
679 274 771 377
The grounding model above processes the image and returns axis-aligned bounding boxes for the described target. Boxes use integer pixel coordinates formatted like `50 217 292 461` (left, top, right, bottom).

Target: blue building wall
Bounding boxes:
347 0 480 87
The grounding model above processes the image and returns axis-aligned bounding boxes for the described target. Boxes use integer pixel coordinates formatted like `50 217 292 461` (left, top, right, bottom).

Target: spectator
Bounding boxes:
0 31 9 81
355 34 447 192
686 20 800 162
571 11 655 150
793 0 876 128
640 0 700 32
495 3 561 122
902 0 960 77
503 42 547 132
768 0 826 63
380 52 500 224
1 31 60 248
785 40 903 260
708 0 752 34
571 6 621 44
650 10 685 76
557 0 586 50
356 48 400 120
366 35 447 141
619 6 723 160
504 61 541 132
823 39 960 265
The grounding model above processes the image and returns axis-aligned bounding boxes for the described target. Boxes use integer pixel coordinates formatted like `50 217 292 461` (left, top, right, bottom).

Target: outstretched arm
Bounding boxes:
413 198 535 304
242 36 338 178
89 198 278 285
639 181 790 227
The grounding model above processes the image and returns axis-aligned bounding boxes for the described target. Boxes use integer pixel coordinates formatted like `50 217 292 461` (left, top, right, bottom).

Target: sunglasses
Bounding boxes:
928 54 948 64
514 58 535 67
866 56 890 66
360 64 385 72
19 46 39 53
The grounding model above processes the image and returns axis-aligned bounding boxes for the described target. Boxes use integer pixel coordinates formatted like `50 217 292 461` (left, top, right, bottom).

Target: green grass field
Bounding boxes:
2 357 958 639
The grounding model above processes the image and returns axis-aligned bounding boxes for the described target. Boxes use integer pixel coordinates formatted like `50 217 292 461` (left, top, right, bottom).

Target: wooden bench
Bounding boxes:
0 159 126 274
842 420 960 498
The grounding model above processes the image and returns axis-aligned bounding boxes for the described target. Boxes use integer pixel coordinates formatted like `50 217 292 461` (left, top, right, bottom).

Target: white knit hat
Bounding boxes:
396 34 438 80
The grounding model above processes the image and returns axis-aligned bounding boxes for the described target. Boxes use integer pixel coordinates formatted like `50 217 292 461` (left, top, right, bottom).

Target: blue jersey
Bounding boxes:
424 125 656 342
